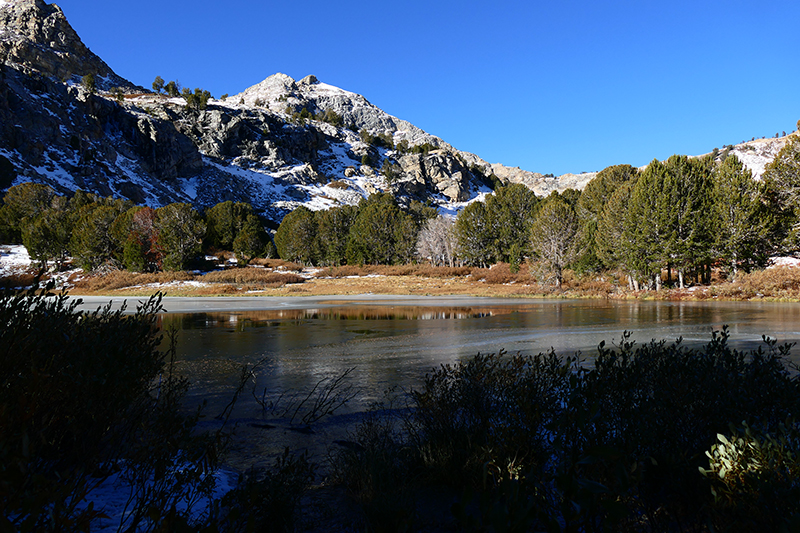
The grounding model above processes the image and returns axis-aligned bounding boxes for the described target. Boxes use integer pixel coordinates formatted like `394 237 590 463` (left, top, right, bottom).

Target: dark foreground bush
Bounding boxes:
0 287 218 531
333 328 800 532
209 449 315 533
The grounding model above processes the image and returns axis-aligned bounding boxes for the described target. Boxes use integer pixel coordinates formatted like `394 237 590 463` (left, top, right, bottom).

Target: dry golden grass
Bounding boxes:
31 259 800 301
711 267 800 300
560 271 616 297
318 264 474 279
0 272 39 289
316 265 379 278
327 180 350 190
470 262 536 285
73 270 196 292
202 268 305 286
250 258 304 271
194 284 240 295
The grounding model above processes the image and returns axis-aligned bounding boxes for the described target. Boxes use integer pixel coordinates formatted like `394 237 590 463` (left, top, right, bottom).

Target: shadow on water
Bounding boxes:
160 299 800 471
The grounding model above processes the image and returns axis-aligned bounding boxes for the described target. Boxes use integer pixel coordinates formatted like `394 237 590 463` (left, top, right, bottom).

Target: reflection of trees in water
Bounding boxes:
159 306 518 328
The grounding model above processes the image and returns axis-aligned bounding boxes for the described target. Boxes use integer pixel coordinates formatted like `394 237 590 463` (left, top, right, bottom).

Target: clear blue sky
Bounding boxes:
57 0 800 176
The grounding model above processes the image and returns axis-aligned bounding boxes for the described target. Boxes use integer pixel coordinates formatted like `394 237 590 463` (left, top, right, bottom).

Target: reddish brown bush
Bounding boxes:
74 271 196 291
0 272 38 289
712 267 800 300
471 263 533 285
202 268 305 286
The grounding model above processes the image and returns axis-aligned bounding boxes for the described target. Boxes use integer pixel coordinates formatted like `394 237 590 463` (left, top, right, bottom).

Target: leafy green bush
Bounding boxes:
700 421 800 531
183 87 212 111
359 129 394 150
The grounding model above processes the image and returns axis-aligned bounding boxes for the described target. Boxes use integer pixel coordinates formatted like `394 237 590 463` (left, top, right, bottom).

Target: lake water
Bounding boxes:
87 295 799 471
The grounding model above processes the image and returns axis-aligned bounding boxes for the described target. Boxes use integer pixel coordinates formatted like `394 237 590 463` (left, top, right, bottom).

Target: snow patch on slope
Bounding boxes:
730 137 788 179
0 245 31 277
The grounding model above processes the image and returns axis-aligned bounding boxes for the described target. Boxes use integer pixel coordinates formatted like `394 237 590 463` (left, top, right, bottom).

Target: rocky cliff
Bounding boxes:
0 0 138 92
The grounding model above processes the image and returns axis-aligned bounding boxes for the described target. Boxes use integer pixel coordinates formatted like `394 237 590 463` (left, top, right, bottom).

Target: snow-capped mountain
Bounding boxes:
0 0 788 225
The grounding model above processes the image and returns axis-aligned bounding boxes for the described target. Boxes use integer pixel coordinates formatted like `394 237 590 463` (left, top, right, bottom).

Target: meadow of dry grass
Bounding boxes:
710 266 800 300
60 262 620 298
8 260 800 301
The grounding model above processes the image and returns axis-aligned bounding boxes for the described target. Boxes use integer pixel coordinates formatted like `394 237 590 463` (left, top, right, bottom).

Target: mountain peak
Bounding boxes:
298 74 319 86
0 0 138 91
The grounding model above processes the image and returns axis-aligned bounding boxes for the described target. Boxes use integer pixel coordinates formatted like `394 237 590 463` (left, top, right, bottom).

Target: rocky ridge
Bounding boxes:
0 0 138 92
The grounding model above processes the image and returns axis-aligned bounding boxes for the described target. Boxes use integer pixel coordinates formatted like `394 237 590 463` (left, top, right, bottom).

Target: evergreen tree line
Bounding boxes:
449 137 800 288
0 186 273 272
2 132 799 281
256 137 800 288
274 193 438 266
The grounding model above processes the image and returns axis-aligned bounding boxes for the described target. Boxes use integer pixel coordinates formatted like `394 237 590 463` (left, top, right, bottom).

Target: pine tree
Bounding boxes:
595 182 633 275
623 160 671 289
70 203 125 271
762 134 800 251
483 183 540 264
122 233 146 272
81 73 96 95
712 155 774 278
152 76 165 94
164 80 181 97
454 201 493 267
21 205 73 272
274 206 319 264
316 205 357 266
233 215 270 266
155 203 205 271
661 155 715 287
204 201 254 250
183 88 211 111
346 194 412 265
0 183 56 242
577 164 638 222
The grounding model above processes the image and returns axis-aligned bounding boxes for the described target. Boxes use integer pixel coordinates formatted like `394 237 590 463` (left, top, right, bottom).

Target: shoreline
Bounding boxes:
67 290 800 314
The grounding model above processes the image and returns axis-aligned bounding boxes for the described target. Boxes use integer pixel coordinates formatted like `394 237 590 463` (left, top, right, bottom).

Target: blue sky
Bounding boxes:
57 0 800 176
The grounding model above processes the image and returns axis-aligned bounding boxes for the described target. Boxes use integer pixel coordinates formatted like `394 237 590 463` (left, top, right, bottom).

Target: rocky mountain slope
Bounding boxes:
0 0 789 224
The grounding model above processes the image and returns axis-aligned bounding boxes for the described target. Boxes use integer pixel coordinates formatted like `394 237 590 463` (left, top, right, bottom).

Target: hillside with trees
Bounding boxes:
3 129 800 299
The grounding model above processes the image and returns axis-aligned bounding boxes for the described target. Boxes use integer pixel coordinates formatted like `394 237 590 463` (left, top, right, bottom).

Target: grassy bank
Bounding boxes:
46 262 800 302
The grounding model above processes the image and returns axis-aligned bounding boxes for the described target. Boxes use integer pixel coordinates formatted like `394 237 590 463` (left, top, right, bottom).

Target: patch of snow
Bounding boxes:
768 257 800 269
80 467 237 532
31 154 80 191
731 137 789 180
135 280 209 290
0 244 31 276
49 268 82 289
114 153 175 207
439 190 491 217
182 176 199 201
